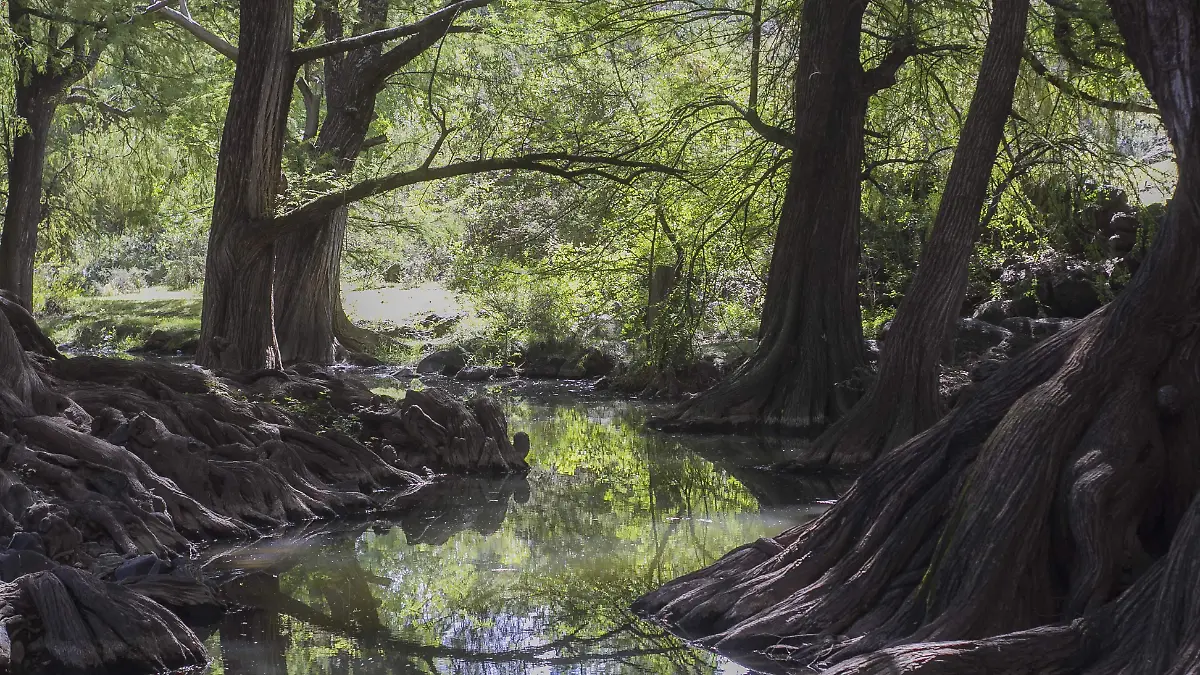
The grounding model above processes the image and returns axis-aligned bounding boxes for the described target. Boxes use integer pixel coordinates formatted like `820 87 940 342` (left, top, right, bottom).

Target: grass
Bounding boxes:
39 295 202 353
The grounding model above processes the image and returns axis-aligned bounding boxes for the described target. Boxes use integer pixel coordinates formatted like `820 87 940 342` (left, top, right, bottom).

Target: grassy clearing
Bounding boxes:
39 294 202 353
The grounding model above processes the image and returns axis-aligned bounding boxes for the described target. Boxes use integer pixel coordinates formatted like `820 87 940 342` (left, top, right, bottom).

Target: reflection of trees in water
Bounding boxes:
212 475 708 674
208 402 840 675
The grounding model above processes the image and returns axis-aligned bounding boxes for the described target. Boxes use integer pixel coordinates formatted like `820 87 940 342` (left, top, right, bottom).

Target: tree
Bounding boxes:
654 0 924 432
634 0 1200 670
808 0 1031 466
273 0 490 364
1 1 106 309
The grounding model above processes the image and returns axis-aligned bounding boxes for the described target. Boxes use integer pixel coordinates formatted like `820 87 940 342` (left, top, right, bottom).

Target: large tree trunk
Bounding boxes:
197 0 295 371
0 84 54 311
633 2 1200 672
275 2 384 365
807 0 1032 467
655 0 871 432
275 0 454 364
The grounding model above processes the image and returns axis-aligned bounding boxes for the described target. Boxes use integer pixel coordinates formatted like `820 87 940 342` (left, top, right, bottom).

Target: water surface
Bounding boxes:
199 393 844 674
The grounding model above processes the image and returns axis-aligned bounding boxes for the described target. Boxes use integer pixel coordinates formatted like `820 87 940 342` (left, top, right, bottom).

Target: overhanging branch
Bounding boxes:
266 154 682 239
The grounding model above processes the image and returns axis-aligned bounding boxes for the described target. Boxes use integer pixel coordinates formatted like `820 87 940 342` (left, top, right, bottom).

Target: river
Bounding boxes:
193 376 846 675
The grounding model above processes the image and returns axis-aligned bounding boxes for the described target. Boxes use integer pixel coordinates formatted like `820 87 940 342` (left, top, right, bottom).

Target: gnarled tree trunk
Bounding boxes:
197 0 295 371
808 0 1032 466
634 3 1200 672
655 0 872 432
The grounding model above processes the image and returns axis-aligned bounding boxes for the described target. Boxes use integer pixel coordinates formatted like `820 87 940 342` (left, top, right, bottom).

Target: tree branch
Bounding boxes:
1023 49 1158 115
156 5 238 60
266 154 682 239
699 98 793 149
291 0 491 65
861 41 969 95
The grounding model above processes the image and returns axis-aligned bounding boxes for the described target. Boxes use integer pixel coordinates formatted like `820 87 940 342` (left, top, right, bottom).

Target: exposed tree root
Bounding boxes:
0 307 527 673
636 103 1200 672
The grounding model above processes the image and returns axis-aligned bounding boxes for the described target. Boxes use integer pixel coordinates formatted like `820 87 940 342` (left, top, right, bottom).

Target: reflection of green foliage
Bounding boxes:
225 402 813 674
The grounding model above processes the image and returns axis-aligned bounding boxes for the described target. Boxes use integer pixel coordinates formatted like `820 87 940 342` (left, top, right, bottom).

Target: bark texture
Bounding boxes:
634 2 1200 672
197 0 295 371
809 0 1032 466
274 0 478 364
655 0 873 432
0 304 525 672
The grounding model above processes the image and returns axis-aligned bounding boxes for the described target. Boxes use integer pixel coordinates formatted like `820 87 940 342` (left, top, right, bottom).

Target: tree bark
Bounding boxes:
0 83 54 311
275 1 385 364
1 2 103 310
655 0 875 432
274 0 466 364
196 0 296 371
634 2 1200 671
808 0 1032 466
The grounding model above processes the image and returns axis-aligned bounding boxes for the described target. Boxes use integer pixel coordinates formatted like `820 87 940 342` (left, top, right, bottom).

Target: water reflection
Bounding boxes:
200 400 842 674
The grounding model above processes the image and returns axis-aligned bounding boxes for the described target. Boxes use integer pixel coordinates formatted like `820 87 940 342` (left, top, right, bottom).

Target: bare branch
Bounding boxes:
156 5 238 60
292 0 492 65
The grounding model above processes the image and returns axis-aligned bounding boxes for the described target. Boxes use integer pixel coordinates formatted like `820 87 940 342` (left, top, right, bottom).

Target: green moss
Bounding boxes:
39 296 202 353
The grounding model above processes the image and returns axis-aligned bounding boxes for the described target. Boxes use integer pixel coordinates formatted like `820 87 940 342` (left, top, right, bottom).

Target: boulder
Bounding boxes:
954 318 1011 362
1007 294 1039 318
521 356 566 378
416 347 468 375
455 366 495 382
972 299 1009 325
580 349 617 377
392 367 417 379
1049 276 1102 318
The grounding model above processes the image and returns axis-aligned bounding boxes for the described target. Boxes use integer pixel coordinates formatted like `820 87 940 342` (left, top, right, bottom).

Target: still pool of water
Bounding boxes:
198 394 845 675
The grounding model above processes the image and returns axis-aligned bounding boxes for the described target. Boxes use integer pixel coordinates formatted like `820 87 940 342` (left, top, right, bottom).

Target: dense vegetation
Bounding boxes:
1 0 1197 673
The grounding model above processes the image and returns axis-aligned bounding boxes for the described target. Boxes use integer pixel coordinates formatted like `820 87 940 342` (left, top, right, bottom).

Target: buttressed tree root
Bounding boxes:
0 306 526 673
635 1 1200 671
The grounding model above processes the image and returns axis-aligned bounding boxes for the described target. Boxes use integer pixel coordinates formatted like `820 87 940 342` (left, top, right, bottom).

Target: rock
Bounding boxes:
495 365 517 378
512 432 530 456
141 330 173 352
454 366 495 382
1007 295 1039 318
1049 276 1102 318
972 299 1009 325
521 356 566 378
416 347 468 375
392 367 417 379
1030 317 1076 341
593 376 611 390
580 349 617 377
0 550 54 582
1157 385 1183 415
954 318 1011 362
346 350 384 367
7 532 44 554
114 554 167 581
969 359 1003 382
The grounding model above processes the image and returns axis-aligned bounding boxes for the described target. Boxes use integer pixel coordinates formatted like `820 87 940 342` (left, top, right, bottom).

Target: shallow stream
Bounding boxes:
196 378 846 674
